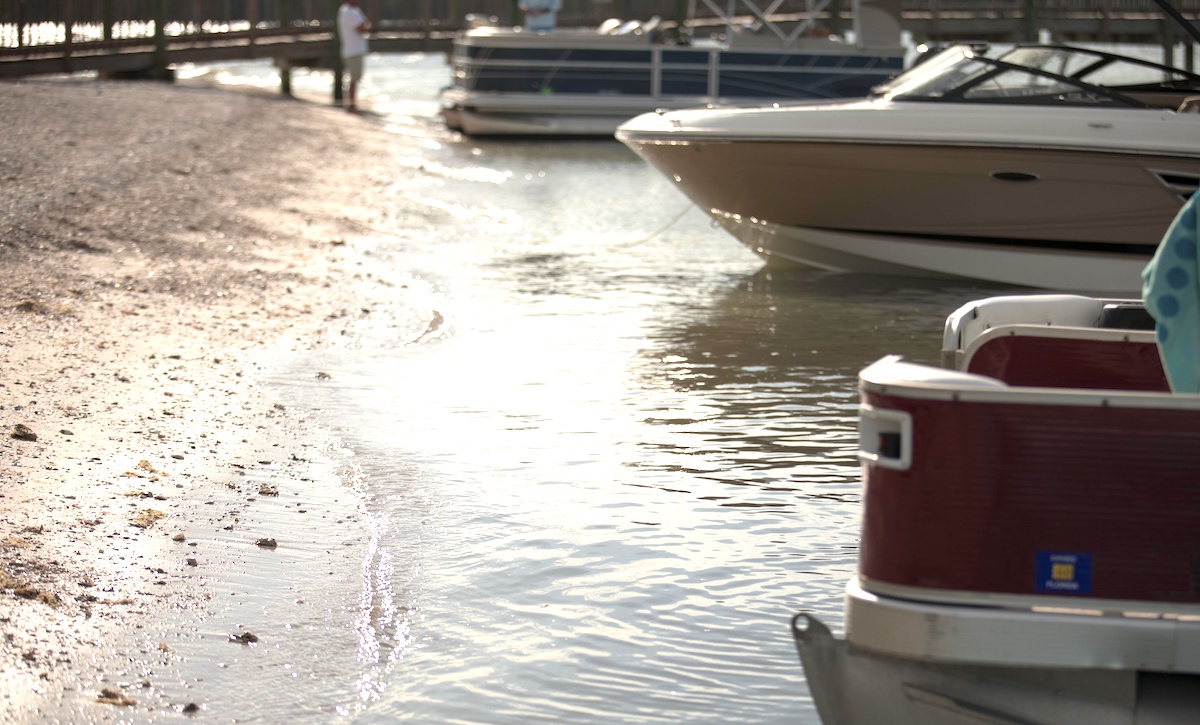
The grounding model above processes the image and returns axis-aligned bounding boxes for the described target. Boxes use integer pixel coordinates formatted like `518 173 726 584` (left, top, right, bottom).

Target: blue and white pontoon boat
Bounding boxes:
440 0 906 136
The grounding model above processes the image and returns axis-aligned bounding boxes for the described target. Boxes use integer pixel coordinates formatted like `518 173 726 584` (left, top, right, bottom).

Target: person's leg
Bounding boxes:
344 55 363 112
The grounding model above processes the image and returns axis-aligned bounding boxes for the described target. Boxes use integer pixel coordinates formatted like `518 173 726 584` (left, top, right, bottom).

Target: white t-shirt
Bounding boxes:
338 3 370 58
519 0 562 31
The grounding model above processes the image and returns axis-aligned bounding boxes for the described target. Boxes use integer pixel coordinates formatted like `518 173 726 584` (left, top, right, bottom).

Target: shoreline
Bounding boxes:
0 75 407 719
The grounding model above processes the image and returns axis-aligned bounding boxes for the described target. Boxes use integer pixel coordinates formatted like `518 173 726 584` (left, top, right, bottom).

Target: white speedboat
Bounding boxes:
616 43 1200 295
440 0 906 137
793 290 1200 724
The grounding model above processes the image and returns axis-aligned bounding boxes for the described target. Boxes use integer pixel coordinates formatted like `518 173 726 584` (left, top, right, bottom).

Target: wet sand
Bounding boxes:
0 76 404 719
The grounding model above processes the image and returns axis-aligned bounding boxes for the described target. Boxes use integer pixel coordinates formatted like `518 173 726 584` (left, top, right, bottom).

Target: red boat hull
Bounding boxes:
859 387 1200 604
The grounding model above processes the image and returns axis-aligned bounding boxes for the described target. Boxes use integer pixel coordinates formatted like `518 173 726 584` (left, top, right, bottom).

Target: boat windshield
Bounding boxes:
873 44 1200 107
873 46 994 99
1002 46 1200 90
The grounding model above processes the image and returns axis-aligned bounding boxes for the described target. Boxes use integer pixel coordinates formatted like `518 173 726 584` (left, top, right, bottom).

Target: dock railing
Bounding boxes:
2 0 1198 79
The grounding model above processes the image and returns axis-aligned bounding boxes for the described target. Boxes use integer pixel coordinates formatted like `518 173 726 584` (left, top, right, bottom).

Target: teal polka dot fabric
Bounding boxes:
1143 193 1200 393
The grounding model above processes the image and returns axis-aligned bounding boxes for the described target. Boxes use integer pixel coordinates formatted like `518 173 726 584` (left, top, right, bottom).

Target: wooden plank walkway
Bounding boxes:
2 0 1197 84
0 26 453 80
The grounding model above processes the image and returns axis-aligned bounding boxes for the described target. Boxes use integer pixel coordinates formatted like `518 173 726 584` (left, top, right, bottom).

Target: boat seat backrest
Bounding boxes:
942 294 1108 359
963 325 1168 392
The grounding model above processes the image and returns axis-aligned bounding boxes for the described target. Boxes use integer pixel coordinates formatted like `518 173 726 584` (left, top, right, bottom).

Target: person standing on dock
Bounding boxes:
519 0 562 31
338 0 371 113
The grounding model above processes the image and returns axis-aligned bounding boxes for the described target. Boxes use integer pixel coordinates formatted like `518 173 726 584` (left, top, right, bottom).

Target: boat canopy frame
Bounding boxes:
688 0 838 48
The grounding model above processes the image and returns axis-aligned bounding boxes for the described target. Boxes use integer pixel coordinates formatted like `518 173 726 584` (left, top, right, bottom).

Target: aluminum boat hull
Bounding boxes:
789 294 1200 724
794 606 1200 725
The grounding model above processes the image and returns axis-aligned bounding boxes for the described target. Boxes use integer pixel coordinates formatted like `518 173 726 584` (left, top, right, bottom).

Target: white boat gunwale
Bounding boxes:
616 102 1200 157
620 130 1200 160
944 292 1145 344
859 355 1197 411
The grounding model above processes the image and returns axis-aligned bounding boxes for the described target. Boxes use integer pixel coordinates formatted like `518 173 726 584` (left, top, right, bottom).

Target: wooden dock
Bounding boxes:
0 25 453 80
2 0 1198 88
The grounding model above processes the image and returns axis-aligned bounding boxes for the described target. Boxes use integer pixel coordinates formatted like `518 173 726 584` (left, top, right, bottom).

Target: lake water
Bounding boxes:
162 52 1016 723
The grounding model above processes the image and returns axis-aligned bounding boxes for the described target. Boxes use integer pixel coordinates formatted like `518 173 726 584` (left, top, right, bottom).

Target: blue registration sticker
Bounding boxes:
1035 552 1093 594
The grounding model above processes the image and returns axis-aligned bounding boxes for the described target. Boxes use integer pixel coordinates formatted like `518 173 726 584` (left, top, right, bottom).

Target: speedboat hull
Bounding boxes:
617 40 1200 293
618 107 1199 293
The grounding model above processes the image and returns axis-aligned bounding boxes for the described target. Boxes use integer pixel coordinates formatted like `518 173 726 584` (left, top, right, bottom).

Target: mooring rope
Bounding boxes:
607 203 696 250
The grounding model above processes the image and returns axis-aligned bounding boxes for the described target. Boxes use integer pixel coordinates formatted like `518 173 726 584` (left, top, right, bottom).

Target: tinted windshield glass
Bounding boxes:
960 68 1081 100
1001 46 1197 88
1000 47 1099 78
874 46 993 99
877 44 1164 105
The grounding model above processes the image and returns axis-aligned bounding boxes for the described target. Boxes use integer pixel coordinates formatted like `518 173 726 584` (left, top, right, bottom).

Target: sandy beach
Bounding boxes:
0 76 404 719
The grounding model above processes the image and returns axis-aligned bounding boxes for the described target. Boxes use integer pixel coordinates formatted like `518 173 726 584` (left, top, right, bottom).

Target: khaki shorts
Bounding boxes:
344 54 364 83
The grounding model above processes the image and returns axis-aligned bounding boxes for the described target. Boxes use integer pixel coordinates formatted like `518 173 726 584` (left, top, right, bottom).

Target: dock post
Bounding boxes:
673 0 687 42
278 0 292 96
1021 0 1036 42
1163 17 1176 69
62 0 74 73
828 0 844 37
422 0 433 51
102 0 113 42
153 0 169 79
332 0 344 106
15 0 24 49
248 0 260 49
